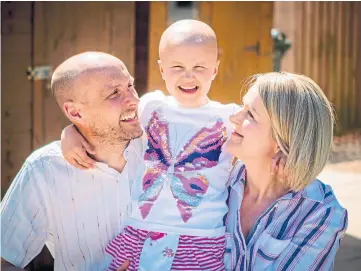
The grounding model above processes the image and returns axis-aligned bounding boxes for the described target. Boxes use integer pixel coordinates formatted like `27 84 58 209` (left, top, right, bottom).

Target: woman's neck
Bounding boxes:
244 158 288 203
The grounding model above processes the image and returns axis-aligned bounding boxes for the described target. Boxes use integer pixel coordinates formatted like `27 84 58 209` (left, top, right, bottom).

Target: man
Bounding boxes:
1 52 141 270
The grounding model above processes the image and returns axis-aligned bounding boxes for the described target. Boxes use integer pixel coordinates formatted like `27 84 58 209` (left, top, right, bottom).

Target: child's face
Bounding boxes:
158 43 219 108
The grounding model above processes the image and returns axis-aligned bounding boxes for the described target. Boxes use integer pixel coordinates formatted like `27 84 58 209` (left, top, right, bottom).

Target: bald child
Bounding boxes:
62 20 240 271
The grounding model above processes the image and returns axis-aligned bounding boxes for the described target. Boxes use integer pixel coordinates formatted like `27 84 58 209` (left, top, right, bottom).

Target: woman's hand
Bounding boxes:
61 124 96 169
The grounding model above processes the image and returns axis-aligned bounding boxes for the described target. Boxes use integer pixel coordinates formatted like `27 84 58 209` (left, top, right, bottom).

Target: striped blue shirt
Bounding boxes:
224 161 348 271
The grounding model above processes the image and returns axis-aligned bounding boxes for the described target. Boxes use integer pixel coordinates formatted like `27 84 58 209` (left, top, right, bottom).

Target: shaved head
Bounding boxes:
51 52 127 107
159 19 218 59
51 52 142 144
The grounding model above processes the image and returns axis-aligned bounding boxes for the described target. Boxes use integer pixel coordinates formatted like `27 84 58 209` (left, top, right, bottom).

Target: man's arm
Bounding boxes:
1 161 48 269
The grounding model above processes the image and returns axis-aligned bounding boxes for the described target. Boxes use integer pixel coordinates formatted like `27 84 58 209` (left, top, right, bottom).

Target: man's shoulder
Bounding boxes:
26 141 64 166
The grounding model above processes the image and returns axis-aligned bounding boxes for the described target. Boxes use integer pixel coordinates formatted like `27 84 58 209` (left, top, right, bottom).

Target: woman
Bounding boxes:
224 72 348 271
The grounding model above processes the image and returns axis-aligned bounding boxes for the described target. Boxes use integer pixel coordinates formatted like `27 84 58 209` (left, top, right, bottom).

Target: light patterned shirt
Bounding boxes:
224 161 348 271
1 140 143 271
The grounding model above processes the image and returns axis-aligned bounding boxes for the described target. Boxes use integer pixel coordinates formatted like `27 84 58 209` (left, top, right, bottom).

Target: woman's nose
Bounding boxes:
229 109 244 126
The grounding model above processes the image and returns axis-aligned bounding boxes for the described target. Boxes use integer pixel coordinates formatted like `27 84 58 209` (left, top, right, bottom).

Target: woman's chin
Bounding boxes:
225 140 241 158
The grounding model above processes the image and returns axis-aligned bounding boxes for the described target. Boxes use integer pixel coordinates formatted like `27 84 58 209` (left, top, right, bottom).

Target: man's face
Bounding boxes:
77 65 143 144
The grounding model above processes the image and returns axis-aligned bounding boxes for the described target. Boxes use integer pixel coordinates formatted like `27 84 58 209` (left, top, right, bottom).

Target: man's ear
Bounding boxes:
158 60 165 80
212 60 220 80
63 101 83 123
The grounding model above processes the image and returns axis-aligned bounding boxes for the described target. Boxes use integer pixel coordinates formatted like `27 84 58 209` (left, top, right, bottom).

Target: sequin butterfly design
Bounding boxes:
138 110 227 222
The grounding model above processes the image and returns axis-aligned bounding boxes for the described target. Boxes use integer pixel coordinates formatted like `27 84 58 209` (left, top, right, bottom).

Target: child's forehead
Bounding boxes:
160 42 218 62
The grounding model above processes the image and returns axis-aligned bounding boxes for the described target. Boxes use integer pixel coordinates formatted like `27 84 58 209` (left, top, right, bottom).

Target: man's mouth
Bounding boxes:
120 111 138 123
178 85 199 94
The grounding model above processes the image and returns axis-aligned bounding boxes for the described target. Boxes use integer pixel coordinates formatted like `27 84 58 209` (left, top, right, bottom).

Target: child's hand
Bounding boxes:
271 150 288 183
61 124 96 170
116 260 130 271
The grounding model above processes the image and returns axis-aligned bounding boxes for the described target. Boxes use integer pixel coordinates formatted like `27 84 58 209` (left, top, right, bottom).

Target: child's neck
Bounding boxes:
172 96 210 108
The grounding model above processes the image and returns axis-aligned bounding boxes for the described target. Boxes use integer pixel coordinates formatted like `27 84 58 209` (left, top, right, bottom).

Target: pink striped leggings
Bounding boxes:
105 226 226 271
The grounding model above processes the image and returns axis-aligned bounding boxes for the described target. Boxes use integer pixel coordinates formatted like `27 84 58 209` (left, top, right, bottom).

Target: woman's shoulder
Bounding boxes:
302 179 346 210
300 179 348 227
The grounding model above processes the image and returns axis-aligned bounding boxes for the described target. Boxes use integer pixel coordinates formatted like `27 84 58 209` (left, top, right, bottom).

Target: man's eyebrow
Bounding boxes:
104 83 122 89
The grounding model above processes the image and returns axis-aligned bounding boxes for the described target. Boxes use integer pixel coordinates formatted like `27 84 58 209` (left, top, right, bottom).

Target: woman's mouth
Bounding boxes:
178 86 199 94
231 131 244 142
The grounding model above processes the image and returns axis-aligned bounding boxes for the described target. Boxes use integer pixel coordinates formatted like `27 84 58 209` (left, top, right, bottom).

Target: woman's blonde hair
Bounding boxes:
247 72 334 191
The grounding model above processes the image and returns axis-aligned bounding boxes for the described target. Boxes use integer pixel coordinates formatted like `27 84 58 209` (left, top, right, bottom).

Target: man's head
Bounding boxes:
158 20 219 108
51 52 143 145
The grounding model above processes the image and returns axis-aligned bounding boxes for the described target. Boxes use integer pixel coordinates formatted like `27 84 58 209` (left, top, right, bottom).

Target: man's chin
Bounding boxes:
131 129 144 140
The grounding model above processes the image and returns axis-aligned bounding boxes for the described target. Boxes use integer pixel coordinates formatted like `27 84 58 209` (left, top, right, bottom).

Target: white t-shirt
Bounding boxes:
126 91 240 236
1 139 142 271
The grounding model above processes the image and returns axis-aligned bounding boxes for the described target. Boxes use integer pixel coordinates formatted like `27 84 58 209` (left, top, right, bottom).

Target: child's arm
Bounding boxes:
61 125 96 169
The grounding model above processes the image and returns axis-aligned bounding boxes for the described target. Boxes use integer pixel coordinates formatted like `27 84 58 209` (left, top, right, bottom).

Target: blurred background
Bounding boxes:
1 1 360 270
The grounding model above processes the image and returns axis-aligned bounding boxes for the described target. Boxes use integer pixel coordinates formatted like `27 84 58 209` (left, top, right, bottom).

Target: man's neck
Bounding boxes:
89 137 130 173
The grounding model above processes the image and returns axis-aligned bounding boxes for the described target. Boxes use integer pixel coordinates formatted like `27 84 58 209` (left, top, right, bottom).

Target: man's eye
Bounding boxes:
109 89 120 98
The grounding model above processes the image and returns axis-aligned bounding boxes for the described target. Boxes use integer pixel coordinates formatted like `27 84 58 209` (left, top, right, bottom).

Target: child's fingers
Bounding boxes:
75 153 94 169
81 138 96 155
117 260 130 271
70 159 88 170
78 147 96 166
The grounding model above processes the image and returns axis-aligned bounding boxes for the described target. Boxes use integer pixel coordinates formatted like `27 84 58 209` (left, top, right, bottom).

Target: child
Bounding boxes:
63 20 240 271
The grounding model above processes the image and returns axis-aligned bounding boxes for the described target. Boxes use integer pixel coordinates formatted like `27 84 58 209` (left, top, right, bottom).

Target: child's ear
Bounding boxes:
212 60 220 80
158 60 165 80
63 102 83 124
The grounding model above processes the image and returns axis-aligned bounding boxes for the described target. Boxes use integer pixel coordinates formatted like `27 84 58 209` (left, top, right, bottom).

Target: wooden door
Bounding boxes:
1 2 33 197
33 2 136 150
147 1 274 104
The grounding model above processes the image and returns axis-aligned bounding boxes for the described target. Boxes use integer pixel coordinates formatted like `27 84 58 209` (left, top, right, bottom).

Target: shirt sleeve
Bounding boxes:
1 161 48 268
260 205 348 271
138 90 166 119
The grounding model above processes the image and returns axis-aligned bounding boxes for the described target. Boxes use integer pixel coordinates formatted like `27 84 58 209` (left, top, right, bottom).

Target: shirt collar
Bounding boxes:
299 179 325 203
233 163 325 203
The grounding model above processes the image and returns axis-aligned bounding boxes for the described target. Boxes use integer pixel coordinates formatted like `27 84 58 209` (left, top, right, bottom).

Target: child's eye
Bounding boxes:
171 66 183 70
195 66 206 70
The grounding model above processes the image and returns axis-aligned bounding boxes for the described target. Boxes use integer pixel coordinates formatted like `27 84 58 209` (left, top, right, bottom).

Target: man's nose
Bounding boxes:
124 91 140 109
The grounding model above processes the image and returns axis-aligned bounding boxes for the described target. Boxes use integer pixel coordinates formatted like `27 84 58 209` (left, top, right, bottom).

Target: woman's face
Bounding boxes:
225 86 278 162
